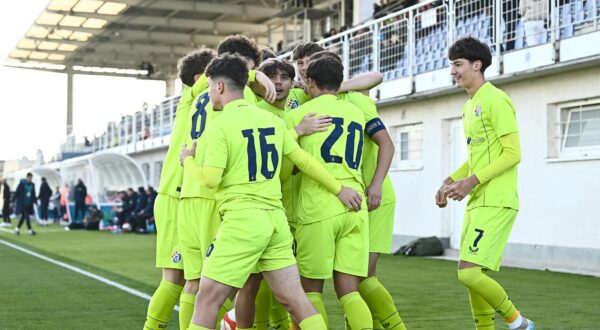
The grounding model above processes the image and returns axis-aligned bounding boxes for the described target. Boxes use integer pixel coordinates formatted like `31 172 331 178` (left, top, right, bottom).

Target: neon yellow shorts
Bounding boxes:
202 208 296 288
178 197 221 280
153 193 183 269
368 202 395 254
295 209 369 279
459 206 518 271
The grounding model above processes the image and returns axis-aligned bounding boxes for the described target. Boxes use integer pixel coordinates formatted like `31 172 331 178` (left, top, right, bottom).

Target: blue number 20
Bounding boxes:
320 117 363 170
241 127 279 182
190 92 210 139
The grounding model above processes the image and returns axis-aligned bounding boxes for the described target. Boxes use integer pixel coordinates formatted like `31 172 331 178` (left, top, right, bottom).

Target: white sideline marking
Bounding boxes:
0 234 179 311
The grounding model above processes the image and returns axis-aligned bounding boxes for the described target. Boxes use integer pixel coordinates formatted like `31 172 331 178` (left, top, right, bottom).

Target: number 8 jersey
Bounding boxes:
285 94 366 224
200 99 301 213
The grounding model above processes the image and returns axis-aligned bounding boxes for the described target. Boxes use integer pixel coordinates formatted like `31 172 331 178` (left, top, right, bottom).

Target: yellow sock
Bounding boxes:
339 291 373 330
468 289 495 329
254 280 271 330
306 292 328 328
270 294 290 330
144 279 183 330
359 276 406 329
299 314 327 330
187 324 211 330
217 297 233 328
179 293 196 330
458 268 518 324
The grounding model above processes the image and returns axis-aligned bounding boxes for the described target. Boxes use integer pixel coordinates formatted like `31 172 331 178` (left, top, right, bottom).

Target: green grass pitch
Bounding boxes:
1 224 599 329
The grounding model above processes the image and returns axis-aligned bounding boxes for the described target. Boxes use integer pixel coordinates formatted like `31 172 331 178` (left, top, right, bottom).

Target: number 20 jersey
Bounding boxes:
285 94 366 224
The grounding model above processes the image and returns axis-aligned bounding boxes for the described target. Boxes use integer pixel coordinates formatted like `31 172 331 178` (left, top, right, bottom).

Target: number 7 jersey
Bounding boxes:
285 94 366 224
201 99 300 213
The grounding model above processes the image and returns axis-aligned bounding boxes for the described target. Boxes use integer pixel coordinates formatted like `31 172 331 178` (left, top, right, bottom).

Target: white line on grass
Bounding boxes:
0 234 179 311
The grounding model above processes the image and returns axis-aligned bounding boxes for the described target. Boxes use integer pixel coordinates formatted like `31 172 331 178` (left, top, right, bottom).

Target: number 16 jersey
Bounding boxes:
285 94 366 224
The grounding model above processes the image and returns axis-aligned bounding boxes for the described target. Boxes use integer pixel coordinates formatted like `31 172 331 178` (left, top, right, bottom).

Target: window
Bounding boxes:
559 102 600 158
390 123 424 170
154 161 163 187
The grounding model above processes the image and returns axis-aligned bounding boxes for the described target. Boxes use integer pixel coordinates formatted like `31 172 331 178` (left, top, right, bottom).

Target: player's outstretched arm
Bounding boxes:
339 71 384 95
191 74 209 99
248 70 276 103
286 148 362 211
180 142 223 188
294 112 332 137
366 128 395 211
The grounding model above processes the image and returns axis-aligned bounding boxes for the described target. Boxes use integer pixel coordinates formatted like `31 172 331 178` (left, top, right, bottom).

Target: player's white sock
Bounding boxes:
508 314 523 329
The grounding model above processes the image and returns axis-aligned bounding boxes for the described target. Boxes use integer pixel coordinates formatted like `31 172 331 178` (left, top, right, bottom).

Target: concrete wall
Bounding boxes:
379 66 600 272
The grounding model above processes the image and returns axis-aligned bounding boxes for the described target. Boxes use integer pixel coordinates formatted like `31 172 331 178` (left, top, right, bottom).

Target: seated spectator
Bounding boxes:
131 186 147 232
135 186 156 233
519 0 548 46
85 205 104 230
112 191 128 227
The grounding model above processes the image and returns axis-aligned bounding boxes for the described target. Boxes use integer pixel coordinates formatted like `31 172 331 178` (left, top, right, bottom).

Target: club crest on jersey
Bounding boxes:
171 251 182 263
287 99 299 109
474 104 482 116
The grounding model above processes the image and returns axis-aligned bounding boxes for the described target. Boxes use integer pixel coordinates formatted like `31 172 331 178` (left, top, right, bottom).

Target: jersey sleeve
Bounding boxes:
202 123 228 169
490 96 519 137
282 123 301 156
344 92 385 138
183 158 223 189
191 74 208 98
285 148 342 194
474 132 521 184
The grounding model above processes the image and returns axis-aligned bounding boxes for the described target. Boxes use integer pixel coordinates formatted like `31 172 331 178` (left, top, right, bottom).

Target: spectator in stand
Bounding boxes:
38 177 52 226
131 186 147 232
503 0 520 51
1 178 11 227
519 0 548 46
51 186 61 224
74 179 87 223
135 186 156 233
14 173 36 236
277 40 284 53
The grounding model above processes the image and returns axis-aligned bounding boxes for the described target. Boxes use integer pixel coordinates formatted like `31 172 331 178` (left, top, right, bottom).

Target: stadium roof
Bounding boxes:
4 0 290 79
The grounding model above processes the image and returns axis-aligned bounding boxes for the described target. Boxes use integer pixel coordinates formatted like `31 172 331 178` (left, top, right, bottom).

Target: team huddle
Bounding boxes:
142 35 533 330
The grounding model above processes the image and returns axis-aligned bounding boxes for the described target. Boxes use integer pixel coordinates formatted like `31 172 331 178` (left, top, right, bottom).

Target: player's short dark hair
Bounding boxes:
217 35 260 67
258 58 295 81
308 50 342 64
306 57 343 90
292 42 325 61
177 48 216 87
448 37 492 73
259 45 277 63
26 172 33 177
205 53 249 92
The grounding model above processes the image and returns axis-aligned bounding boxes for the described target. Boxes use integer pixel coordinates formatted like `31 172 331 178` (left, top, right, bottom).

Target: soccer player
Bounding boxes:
143 49 216 330
435 37 534 330
177 36 280 329
308 51 406 329
230 58 332 330
181 53 362 330
284 56 373 330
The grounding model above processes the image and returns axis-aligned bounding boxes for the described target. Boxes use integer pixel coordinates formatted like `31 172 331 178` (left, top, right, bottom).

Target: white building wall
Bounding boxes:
379 66 600 252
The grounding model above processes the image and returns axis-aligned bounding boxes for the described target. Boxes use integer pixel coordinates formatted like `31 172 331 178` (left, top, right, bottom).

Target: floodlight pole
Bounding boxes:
66 66 74 136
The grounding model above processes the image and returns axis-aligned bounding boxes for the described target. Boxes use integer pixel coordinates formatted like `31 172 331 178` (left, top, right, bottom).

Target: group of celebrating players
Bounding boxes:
141 33 534 330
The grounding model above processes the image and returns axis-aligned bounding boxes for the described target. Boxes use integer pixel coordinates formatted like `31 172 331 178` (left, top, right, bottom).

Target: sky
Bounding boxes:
0 1 167 162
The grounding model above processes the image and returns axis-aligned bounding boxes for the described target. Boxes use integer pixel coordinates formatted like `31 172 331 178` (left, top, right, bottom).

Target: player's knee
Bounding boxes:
457 267 482 287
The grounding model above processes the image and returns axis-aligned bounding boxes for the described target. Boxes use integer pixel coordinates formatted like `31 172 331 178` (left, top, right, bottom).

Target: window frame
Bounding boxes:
389 122 424 171
558 100 600 159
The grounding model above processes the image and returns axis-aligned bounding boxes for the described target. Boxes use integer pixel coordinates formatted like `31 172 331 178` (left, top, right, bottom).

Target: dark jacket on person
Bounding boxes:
125 192 137 215
15 180 37 207
2 182 10 204
134 189 148 214
38 181 52 204
143 191 156 216
74 182 87 205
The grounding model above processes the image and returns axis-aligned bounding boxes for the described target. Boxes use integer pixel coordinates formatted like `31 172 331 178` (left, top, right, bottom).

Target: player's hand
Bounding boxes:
295 112 332 136
366 181 382 211
435 183 450 208
179 141 197 167
255 71 276 103
337 186 362 211
446 175 480 201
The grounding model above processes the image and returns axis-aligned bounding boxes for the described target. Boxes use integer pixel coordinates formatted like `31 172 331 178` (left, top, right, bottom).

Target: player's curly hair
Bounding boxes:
205 53 249 92
306 57 343 90
177 48 216 87
448 37 492 73
258 45 277 64
292 42 325 61
258 58 295 81
217 35 260 69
